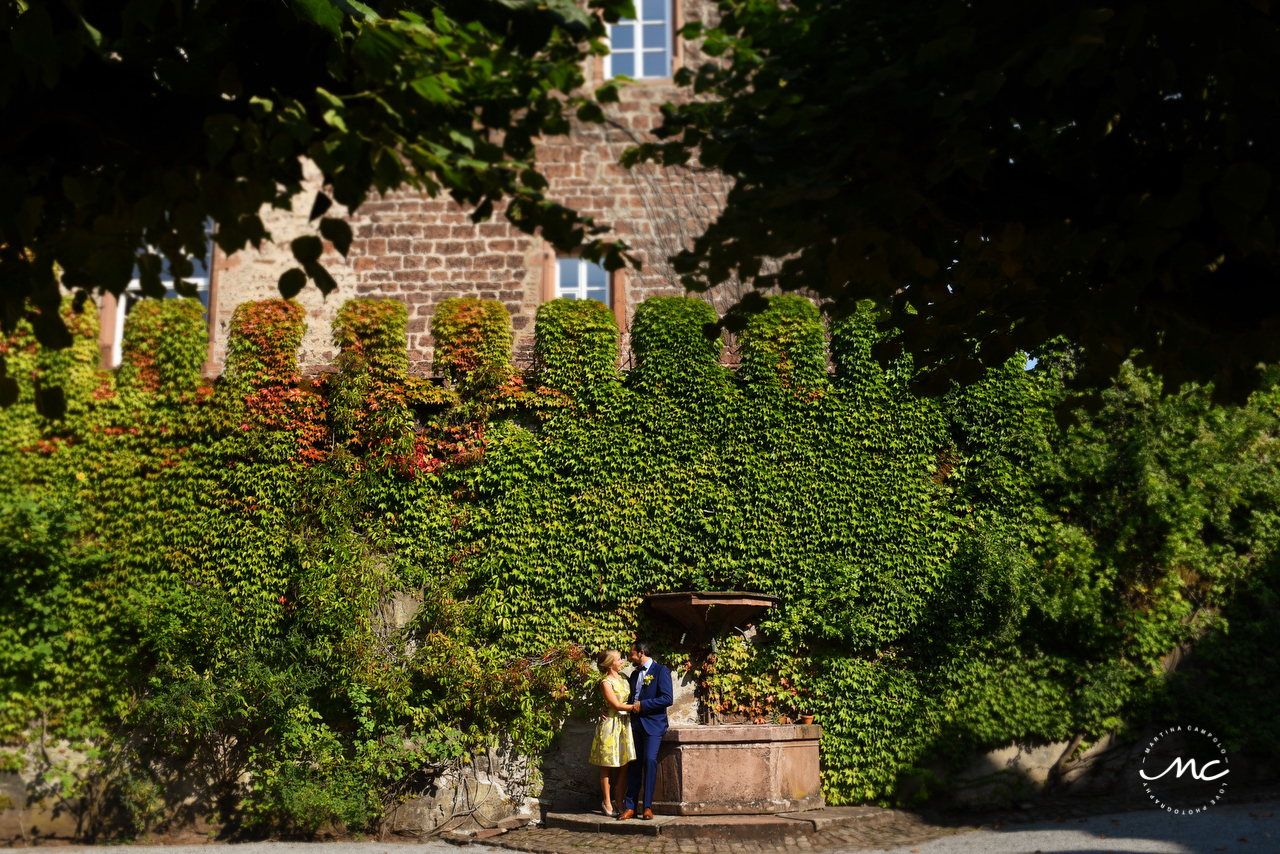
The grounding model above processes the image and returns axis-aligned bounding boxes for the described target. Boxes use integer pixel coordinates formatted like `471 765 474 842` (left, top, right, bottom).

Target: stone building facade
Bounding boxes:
97 1 735 378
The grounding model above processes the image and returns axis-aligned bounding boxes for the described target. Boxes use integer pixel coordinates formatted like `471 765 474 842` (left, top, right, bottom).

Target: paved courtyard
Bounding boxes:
887 803 1276 852
32 798 1277 854
484 803 1277 854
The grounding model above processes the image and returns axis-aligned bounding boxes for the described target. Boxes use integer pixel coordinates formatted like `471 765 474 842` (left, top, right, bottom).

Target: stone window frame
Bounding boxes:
594 0 683 85
554 256 612 305
97 232 224 376
539 243 627 333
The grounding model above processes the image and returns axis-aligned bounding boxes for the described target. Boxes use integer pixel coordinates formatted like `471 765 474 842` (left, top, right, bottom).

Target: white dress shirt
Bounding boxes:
635 658 653 703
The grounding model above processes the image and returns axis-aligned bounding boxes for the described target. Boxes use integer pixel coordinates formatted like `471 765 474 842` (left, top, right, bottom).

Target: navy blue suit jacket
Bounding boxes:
628 659 673 736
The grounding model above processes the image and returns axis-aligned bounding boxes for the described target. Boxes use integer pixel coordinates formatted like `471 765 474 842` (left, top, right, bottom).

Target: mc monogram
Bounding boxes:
1139 725 1231 816
1139 756 1230 782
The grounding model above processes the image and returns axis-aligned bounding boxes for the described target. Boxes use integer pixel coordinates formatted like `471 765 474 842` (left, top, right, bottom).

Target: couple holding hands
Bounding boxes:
587 639 673 820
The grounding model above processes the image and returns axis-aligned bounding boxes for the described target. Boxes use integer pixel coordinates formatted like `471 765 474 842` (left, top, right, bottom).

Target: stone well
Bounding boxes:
638 592 825 817
652 723 824 815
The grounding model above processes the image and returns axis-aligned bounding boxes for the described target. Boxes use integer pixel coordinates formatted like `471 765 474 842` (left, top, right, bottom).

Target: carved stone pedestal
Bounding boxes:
652 724 824 816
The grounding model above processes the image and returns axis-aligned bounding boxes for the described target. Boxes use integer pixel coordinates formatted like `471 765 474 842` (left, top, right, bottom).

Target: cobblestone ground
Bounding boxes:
485 786 1280 854
488 813 974 854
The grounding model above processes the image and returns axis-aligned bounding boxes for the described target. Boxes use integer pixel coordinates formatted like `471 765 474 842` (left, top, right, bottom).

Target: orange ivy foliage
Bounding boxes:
430 298 515 397
324 299 452 474
226 299 326 460
225 299 307 386
118 299 206 396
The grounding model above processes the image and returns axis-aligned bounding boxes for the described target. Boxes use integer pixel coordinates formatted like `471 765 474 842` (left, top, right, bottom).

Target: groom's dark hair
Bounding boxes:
632 638 655 658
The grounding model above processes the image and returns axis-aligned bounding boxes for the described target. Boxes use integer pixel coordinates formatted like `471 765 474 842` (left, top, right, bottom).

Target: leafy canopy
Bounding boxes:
629 0 1280 404
0 0 632 396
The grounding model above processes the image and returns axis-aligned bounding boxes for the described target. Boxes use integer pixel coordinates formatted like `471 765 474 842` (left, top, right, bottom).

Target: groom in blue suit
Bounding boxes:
619 639 673 820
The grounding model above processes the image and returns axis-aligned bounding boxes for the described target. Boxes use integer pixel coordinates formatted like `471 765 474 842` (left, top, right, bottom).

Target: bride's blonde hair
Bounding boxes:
596 649 621 673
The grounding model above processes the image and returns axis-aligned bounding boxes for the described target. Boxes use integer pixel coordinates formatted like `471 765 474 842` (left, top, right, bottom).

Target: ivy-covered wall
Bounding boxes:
1 293 1278 838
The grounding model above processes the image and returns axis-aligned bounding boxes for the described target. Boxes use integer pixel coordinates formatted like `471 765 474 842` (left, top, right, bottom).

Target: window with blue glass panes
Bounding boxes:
556 257 611 306
607 0 672 79
108 225 216 367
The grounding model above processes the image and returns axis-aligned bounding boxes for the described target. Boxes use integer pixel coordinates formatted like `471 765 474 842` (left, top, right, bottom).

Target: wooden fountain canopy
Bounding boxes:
645 591 778 642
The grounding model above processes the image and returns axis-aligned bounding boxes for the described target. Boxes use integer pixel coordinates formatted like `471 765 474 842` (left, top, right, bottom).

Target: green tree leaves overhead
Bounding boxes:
0 0 633 377
630 0 1280 403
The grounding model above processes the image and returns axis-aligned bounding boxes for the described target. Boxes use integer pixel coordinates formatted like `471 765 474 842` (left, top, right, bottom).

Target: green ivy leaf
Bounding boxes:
576 102 605 124
292 0 343 38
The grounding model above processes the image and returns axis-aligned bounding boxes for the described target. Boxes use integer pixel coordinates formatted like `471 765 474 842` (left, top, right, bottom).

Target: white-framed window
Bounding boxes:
109 245 213 368
556 257 611 306
606 0 672 79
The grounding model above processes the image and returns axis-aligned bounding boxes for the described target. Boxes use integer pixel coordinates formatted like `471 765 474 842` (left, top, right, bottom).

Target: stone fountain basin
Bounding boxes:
652 724 824 816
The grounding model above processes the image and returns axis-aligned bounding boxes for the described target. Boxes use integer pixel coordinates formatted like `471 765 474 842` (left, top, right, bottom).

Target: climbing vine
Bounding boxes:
431 297 516 398
2 291 1279 838
225 299 327 460
117 299 207 396
532 298 619 400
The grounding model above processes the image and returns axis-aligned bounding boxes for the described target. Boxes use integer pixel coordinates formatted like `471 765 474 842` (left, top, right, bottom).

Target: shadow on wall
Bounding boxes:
903 728 1279 813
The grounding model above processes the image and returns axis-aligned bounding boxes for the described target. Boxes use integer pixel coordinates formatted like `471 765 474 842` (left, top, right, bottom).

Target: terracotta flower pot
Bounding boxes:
799 714 815 725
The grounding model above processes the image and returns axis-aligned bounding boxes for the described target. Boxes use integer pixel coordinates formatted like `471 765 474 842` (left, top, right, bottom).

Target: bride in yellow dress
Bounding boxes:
589 649 636 817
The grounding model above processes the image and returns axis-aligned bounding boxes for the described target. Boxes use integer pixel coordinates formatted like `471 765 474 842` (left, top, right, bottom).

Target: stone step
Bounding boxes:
544 806 897 840
777 806 901 832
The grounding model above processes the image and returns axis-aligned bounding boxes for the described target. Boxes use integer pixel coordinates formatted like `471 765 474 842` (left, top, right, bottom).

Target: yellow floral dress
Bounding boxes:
589 674 637 767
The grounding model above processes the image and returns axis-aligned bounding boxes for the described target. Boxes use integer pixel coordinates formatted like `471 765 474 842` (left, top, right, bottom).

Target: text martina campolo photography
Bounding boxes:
1140 725 1231 816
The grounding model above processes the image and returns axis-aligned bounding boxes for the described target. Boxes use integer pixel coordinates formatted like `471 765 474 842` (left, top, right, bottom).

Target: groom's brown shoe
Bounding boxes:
617 809 635 821
641 808 654 820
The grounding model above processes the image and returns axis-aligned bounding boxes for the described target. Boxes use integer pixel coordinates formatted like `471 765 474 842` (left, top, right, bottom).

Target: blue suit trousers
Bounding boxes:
625 723 661 810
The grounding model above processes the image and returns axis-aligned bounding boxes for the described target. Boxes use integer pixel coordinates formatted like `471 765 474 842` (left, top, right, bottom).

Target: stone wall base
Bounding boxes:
923 727 1280 809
